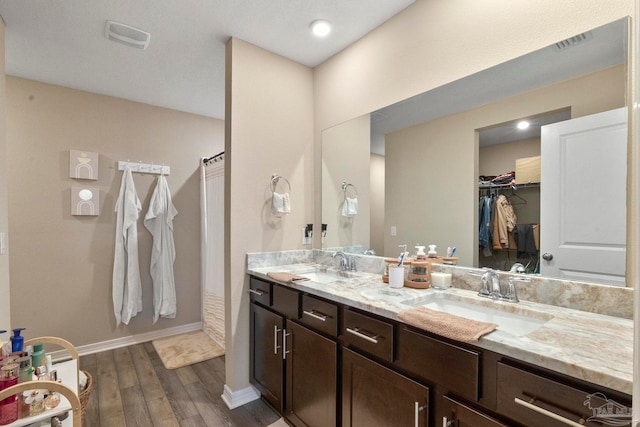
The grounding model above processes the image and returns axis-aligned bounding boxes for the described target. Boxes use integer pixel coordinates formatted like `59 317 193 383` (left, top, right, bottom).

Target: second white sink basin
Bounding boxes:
401 294 552 336
298 269 357 284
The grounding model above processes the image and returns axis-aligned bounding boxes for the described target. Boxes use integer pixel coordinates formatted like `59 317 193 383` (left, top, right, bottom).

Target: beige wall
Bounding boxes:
385 65 625 266
0 19 9 328
225 38 314 394
321 114 370 249
370 153 385 255
7 77 224 345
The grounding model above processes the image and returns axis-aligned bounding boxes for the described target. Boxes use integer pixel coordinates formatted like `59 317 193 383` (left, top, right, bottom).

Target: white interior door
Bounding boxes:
540 107 627 286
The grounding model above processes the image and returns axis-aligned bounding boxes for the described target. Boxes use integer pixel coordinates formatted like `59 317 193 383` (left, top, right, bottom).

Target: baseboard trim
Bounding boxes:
222 384 260 409
49 322 203 361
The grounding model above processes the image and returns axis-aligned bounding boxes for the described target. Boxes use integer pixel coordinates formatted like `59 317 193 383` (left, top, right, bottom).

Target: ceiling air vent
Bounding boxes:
553 31 592 51
105 20 151 50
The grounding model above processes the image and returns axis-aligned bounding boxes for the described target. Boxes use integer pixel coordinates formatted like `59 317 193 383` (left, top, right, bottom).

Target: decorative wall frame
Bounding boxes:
71 186 99 216
69 149 99 180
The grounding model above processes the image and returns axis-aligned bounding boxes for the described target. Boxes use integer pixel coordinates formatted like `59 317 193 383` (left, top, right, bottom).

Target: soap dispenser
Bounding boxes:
10 328 25 353
427 245 438 258
415 245 426 260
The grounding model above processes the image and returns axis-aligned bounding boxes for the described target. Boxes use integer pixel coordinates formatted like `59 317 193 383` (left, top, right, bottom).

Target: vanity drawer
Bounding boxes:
396 327 480 402
300 294 338 337
249 276 272 306
342 308 394 362
272 284 300 319
496 362 631 427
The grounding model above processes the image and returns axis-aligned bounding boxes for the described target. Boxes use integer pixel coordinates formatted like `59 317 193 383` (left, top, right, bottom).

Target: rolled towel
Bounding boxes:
267 272 310 284
398 306 497 342
271 192 291 214
342 196 358 217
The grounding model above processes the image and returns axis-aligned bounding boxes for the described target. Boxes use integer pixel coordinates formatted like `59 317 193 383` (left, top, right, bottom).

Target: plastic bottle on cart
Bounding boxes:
0 363 19 425
31 343 46 371
10 328 25 353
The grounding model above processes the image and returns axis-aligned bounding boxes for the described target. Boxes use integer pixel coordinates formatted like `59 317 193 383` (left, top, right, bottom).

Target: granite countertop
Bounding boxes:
248 262 633 395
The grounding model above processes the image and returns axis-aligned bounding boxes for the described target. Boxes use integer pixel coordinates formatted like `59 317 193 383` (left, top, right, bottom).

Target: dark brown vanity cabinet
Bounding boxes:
342 347 429 427
250 279 337 427
250 302 285 411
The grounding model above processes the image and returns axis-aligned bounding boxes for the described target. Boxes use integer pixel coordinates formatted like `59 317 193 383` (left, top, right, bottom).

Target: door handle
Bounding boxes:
542 253 554 261
414 401 426 427
273 325 281 355
282 329 291 360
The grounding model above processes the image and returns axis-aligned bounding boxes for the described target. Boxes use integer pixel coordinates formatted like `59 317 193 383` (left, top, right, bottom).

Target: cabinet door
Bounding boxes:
342 348 428 427
285 321 337 427
250 303 284 412
442 396 509 427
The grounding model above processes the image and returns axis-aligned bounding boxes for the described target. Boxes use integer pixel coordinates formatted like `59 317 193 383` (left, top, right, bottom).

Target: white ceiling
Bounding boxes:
0 0 415 119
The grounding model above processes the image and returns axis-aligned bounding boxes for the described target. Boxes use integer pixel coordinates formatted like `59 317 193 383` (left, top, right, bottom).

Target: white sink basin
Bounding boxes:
298 269 357 284
401 294 552 336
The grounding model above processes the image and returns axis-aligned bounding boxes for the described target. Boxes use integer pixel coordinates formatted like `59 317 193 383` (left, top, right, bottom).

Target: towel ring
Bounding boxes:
341 182 358 198
271 174 291 193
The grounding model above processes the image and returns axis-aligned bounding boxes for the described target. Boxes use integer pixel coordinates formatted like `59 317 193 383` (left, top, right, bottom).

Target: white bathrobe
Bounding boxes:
113 166 143 326
144 175 178 323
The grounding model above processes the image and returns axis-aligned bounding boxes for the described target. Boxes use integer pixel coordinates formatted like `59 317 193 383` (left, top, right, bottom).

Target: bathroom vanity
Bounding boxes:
247 252 632 427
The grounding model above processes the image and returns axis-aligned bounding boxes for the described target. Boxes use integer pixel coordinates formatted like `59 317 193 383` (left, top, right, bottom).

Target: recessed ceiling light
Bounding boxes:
310 20 331 37
517 121 530 130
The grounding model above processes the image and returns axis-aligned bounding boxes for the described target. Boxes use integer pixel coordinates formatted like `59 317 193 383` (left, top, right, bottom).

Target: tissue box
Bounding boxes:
515 156 541 183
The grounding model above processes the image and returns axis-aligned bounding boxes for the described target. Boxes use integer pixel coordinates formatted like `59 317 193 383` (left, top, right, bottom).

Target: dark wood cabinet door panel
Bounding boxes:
249 276 272 306
300 294 338 337
342 308 394 362
442 396 511 427
497 362 631 427
395 327 480 402
285 321 337 427
250 303 284 412
273 284 301 320
342 348 428 427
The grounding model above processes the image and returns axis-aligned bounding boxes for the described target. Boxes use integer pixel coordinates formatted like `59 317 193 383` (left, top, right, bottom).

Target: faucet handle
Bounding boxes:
503 276 529 302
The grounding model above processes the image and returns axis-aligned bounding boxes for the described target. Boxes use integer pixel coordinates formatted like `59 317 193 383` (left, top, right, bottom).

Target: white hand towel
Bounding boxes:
342 196 358 217
271 191 291 214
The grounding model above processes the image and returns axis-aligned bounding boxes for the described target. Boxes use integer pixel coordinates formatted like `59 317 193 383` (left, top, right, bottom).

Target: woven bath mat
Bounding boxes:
152 330 224 369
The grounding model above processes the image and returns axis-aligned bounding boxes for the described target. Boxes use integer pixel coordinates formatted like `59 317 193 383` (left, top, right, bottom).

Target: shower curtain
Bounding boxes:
200 154 225 348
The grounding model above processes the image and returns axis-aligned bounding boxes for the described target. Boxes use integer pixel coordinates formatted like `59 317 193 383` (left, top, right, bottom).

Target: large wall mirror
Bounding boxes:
321 18 629 287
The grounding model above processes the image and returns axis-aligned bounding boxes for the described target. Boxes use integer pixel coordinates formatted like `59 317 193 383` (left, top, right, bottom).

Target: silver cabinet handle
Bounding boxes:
249 288 265 296
273 325 281 355
282 329 291 360
515 397 585 427
442 417 454 427
414 402 426 427
303 309 327 322
345 327 378 344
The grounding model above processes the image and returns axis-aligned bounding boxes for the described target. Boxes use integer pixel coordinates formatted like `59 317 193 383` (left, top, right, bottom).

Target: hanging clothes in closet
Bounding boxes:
492 194 517 250
144 174 178 324
113 165 143 326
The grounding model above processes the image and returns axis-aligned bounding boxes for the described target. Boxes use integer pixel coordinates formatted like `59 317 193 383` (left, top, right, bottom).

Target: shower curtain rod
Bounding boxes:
203 152 225 164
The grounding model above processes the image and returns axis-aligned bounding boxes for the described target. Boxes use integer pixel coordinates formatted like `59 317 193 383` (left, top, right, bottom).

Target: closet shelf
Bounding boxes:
478 181 540 190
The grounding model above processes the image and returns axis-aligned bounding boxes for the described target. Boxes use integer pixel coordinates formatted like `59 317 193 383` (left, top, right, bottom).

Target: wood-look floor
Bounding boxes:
79 342 280 427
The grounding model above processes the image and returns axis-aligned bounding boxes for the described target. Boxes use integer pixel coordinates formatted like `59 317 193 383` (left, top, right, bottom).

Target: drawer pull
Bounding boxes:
414 401 426 427
249 288 266 296
346 327 379 344
515 397 586 427
303 309 327 322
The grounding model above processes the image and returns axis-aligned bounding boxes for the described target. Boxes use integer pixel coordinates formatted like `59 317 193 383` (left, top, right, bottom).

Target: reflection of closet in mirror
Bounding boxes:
476 110 568 272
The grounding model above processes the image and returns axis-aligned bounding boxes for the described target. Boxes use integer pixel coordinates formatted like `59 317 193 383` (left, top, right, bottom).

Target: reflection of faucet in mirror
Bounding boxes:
479 268 500 299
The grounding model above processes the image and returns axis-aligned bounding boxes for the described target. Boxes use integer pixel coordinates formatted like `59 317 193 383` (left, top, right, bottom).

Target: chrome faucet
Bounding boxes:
333 251 357 271
479 268 500 299
479 268 520 302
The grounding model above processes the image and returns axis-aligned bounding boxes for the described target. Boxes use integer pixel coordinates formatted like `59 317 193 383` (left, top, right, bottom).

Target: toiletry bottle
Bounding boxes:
415 245 426 260
427 244 438 258
10 328 25 353
0 331 7 357
0 363 19 425
17 353 32 383
31 343 45 371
